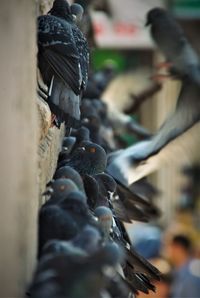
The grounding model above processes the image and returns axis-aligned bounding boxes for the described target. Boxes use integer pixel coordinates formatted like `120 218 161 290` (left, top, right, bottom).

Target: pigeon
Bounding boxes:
59 141 107 175
83 171 158 223
107 77 200 185
70 126 91 149
61 136 76 156
92 173 148 222
72 0 96 48
37 0 89 127
57 126 91 168
29 242 124 298
70 3 84 25
94 206 113 240
42 178 79 206
94 199 161 294
42 225 102 256
54 166 85 193
146 7 200 84
41 231 131 298
38 191 96 258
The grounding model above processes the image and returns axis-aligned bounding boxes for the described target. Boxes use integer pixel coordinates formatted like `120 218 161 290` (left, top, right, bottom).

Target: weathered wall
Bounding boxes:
0 0 38 296
0 1 65 296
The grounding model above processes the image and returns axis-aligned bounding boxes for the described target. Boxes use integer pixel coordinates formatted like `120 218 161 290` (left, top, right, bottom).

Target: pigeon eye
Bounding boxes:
60 185 66 191
90 147 96 153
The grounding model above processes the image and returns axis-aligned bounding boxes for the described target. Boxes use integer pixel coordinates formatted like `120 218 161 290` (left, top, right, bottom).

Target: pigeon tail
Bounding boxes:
48 76 81 128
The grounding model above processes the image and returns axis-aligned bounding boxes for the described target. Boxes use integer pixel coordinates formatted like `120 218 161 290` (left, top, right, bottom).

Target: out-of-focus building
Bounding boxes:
90 0 200 224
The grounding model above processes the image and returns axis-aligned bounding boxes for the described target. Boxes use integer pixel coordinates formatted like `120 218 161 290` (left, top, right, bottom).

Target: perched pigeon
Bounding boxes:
146 7 200 84
94 200 161 294
29 243 124 298
54 166 85 193
60 141 107 175
38 191 96 258
37 0 89 127
70 3 84 24
42 178 79 206
72 0 96 48
42 225 102 256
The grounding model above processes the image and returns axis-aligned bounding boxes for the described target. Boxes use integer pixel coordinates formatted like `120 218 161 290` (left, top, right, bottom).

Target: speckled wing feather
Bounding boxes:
72 25 90 90
38 15 81 94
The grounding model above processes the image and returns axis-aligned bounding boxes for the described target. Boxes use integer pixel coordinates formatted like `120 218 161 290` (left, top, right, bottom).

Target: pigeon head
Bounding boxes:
62 136 76 153
94 173 117 195
145 7 166 26
69 141 107 175
43 178 79 202
94 206 113 239
49 0 72 20
54 166 85 192
81 113 101 132
75 126 90 143
70 3 84 23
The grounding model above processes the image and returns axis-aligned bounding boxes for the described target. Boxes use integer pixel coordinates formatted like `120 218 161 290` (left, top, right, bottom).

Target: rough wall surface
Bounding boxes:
0 1 65 296
0 1 38 296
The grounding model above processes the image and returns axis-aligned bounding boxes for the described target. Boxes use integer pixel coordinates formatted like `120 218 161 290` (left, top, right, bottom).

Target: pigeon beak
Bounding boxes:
72 14 77 22
62 147 68 152
79 147 86 151
42 187 54 196
46 179 55 187
145 19 150 27
82 118 89 124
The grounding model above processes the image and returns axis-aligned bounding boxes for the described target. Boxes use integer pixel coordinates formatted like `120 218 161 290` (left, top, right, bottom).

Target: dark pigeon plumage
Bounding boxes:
42 225 102 256
60 141 107 175
94 200 161 294
54 166 85 193
43 178 79 206
70 3 84 24
38 191 96 258
29 243 124 298
37 0 89 127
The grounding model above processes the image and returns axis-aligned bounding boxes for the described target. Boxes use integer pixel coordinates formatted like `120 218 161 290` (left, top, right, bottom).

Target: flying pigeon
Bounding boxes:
146 7 200 84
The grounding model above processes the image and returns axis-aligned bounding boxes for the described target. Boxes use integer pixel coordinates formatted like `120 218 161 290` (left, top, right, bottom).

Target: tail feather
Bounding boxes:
48 76 80 128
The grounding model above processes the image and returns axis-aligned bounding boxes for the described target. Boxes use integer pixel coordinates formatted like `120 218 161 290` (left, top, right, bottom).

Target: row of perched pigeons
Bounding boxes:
28 1 200 297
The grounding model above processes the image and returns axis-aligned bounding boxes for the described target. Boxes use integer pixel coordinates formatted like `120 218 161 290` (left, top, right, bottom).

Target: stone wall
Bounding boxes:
0 1 65 296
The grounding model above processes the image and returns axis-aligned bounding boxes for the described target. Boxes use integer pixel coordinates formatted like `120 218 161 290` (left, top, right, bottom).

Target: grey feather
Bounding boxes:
146 7 200 84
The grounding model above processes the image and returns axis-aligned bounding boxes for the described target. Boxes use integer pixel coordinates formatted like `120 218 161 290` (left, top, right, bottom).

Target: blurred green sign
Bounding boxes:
171 0 200 18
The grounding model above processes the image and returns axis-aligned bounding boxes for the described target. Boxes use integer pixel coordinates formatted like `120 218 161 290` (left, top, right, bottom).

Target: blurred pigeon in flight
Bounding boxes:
146 7 200 84
107 78 200 185
37 0 89 127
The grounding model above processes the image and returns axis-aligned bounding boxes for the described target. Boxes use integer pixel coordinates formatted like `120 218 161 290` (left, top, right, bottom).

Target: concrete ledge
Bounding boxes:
37 97 65 205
